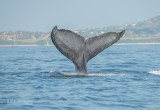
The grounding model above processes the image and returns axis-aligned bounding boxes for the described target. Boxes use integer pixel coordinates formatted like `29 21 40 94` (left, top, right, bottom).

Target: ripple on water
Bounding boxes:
1 45 160 110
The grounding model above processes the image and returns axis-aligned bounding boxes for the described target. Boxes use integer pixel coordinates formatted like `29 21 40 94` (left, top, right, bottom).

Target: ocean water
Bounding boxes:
0 44 160 110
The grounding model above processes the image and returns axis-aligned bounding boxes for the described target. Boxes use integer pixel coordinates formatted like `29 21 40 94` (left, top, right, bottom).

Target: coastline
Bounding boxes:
115 42 160 45
0 45 41 47
0 42 160 47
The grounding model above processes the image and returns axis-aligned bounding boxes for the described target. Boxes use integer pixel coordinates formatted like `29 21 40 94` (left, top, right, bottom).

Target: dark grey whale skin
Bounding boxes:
51 26 125 74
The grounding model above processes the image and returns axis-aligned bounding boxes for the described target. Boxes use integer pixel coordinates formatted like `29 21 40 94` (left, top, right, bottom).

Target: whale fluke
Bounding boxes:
51 26 125 74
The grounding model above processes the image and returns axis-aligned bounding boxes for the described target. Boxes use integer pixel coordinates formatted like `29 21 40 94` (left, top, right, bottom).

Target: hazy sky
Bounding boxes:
0 0 160 32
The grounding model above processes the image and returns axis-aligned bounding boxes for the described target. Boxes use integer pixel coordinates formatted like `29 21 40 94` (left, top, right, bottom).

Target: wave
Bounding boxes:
148 71 160 75
83 73 127 77
49 70 128 78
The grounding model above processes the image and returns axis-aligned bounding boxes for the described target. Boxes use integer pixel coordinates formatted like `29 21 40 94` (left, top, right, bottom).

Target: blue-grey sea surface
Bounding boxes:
0 45 160 110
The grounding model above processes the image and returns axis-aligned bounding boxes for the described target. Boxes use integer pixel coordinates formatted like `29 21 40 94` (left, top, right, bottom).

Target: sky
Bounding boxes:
0 0 160 32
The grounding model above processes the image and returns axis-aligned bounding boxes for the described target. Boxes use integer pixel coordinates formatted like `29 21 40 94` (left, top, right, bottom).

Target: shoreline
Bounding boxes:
0 42 160 47
115 42 160 45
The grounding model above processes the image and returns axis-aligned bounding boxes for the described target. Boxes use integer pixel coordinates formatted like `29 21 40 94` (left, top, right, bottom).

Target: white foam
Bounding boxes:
49 70 54 73
63 73 128 77
87 73 128 77
50 70 128 77
148 71 160 75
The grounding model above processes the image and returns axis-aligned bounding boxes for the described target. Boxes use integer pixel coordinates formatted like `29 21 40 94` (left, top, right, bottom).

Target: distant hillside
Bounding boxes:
133 15 160 29
77 15 160 37
0 15 160 45
75 15 160 43
124 15 160 37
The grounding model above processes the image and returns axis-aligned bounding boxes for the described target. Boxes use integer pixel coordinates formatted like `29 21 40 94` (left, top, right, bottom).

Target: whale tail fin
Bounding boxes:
51 26 125 73
85 30 125 62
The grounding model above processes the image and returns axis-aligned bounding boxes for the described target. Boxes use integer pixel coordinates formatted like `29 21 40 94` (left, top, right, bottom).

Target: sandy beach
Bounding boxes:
115 42 160 45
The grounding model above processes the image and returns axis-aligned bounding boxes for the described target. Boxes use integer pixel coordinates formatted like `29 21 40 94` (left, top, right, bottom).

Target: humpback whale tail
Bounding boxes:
51 26 125 74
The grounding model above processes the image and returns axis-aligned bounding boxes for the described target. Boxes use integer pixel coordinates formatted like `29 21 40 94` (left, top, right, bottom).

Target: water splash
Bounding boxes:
148 71 160 75
86 73 128 77
49 70 128 78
